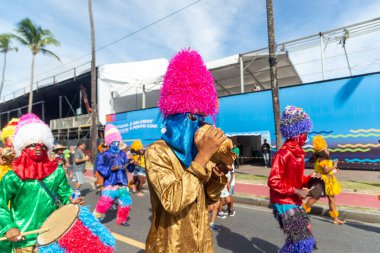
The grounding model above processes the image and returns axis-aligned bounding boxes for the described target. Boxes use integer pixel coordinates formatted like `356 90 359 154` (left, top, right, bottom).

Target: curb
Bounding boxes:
234 195 380 224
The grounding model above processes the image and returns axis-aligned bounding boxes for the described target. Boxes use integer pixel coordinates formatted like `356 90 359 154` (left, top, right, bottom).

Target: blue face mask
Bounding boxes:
109 142 120 154
161 113 206 168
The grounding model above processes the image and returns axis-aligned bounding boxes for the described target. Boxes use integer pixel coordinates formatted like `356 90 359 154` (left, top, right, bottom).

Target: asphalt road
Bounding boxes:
76 181 380 253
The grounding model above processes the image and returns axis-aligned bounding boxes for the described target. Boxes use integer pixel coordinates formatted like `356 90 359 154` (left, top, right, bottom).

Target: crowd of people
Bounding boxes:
0 49 349 253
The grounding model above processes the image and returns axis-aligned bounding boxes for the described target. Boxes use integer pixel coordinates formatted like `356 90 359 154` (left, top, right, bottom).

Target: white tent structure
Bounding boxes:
207 52 302 96
97 53 301 124
97 58 168 124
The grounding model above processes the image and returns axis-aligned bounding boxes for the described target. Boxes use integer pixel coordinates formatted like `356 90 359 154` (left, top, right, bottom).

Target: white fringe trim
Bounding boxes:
13 123 54 157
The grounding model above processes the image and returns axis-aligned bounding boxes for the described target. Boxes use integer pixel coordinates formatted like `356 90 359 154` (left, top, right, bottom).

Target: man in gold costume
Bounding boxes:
144 49 230 253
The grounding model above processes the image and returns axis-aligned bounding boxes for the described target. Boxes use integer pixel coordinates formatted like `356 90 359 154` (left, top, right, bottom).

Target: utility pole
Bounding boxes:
266 0 282 149
88 0 98 161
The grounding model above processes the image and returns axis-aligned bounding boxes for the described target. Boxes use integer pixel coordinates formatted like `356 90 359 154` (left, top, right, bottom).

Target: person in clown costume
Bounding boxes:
144 49 229 253
268 106 318 253
0 114 83 252
93 124 134 226
0 118 19 181
303 135 345 225
130 140 146 196
1 118 19 149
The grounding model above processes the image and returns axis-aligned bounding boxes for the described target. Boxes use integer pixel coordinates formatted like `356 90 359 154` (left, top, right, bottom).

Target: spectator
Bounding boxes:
67 146 76 181
217 168 236 219
261 139 271 168
252 83 262 92
73 140 89 193
232 144 240 169
208 200 221 231
51 144 68 174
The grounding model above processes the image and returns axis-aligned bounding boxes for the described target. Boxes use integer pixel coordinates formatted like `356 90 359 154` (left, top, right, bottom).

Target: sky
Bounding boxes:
1 0 380 98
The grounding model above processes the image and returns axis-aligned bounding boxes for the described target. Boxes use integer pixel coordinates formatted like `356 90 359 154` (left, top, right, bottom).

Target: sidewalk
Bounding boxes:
234 164 380 209
235 182 380 209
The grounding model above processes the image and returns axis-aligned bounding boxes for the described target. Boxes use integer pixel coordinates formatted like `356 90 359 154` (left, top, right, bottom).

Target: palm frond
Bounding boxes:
15 18 36 44
40 48 61 62
0 33 18 53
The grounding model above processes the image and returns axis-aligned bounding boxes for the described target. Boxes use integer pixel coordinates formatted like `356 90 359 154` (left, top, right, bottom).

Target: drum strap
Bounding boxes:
38 180 63 208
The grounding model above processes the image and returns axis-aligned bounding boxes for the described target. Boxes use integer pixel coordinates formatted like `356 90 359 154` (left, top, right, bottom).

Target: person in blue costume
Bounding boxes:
93 124 134 226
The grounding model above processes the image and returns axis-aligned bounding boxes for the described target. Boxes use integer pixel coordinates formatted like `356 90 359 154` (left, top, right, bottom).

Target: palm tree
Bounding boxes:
14 18 60 113
0 33 18 100
266 0 282 150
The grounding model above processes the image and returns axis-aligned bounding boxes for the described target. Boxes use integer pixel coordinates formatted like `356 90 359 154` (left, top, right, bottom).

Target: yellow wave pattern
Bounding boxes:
350 128 380 133
323 133 380 138
338 143 380 148
303 148 370 152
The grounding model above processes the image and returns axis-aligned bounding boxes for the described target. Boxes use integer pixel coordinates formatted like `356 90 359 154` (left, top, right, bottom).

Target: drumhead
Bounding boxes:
37 204 79 246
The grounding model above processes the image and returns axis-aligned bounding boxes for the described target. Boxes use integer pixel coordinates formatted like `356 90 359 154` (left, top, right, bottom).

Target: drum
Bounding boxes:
38 204 116 253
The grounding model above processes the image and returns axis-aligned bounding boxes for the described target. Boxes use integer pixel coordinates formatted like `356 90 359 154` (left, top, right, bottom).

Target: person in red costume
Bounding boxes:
268 106 318 253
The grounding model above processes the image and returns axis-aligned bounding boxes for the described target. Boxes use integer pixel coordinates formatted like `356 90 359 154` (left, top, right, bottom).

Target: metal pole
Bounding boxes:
42 101 45 122
142 84 146 109
239 55 244 93
342 29 352 76
59 96 63 118
343 45 352 76
319 33 325 80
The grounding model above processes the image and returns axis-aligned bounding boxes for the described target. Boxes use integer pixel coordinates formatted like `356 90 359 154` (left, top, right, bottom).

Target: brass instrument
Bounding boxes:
0 147 16 164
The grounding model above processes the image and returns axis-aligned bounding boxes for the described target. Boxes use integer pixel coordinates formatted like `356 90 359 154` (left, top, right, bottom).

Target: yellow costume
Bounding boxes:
133 154 145 168
312 135 341 196
314 159 341 196
0 164 11 181
145 140 226 253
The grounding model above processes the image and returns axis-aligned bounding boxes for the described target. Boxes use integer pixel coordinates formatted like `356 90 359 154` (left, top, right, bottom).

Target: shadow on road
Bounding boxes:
345 221 380 234
216 225 279 252
80 188 92 197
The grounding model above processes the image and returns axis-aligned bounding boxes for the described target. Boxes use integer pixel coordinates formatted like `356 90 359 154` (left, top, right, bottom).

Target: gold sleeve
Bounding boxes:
145 144 211 215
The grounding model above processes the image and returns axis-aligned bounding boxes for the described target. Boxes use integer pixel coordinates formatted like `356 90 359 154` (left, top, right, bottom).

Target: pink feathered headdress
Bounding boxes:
158 49 217 118
104 124 122 146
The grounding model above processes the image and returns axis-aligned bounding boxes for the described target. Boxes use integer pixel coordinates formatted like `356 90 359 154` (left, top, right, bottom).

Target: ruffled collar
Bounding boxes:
282 138 305 158
12 153 58 180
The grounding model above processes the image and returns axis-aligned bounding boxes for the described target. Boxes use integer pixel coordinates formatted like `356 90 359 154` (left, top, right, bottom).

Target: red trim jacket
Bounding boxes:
268 139 311 205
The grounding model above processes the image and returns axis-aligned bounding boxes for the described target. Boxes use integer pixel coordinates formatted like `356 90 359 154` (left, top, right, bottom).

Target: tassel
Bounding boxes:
329 210 339 218
303 204 311 213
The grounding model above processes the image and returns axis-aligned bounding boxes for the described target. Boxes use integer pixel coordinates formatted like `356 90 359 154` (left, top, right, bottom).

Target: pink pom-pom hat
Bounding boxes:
158 49 217 118
13 113 54 157
104 124 122 146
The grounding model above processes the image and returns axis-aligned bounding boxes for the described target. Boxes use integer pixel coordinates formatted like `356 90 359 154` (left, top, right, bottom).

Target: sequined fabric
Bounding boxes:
145 140 226 253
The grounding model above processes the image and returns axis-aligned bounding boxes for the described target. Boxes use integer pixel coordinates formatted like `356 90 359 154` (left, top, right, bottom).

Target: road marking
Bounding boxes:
112 232 145 249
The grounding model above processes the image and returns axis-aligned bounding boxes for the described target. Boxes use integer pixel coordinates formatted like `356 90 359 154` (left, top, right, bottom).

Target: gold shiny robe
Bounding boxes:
145 140 227 253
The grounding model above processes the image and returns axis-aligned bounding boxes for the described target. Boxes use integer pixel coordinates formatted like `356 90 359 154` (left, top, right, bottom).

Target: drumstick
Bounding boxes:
0 228 49 241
